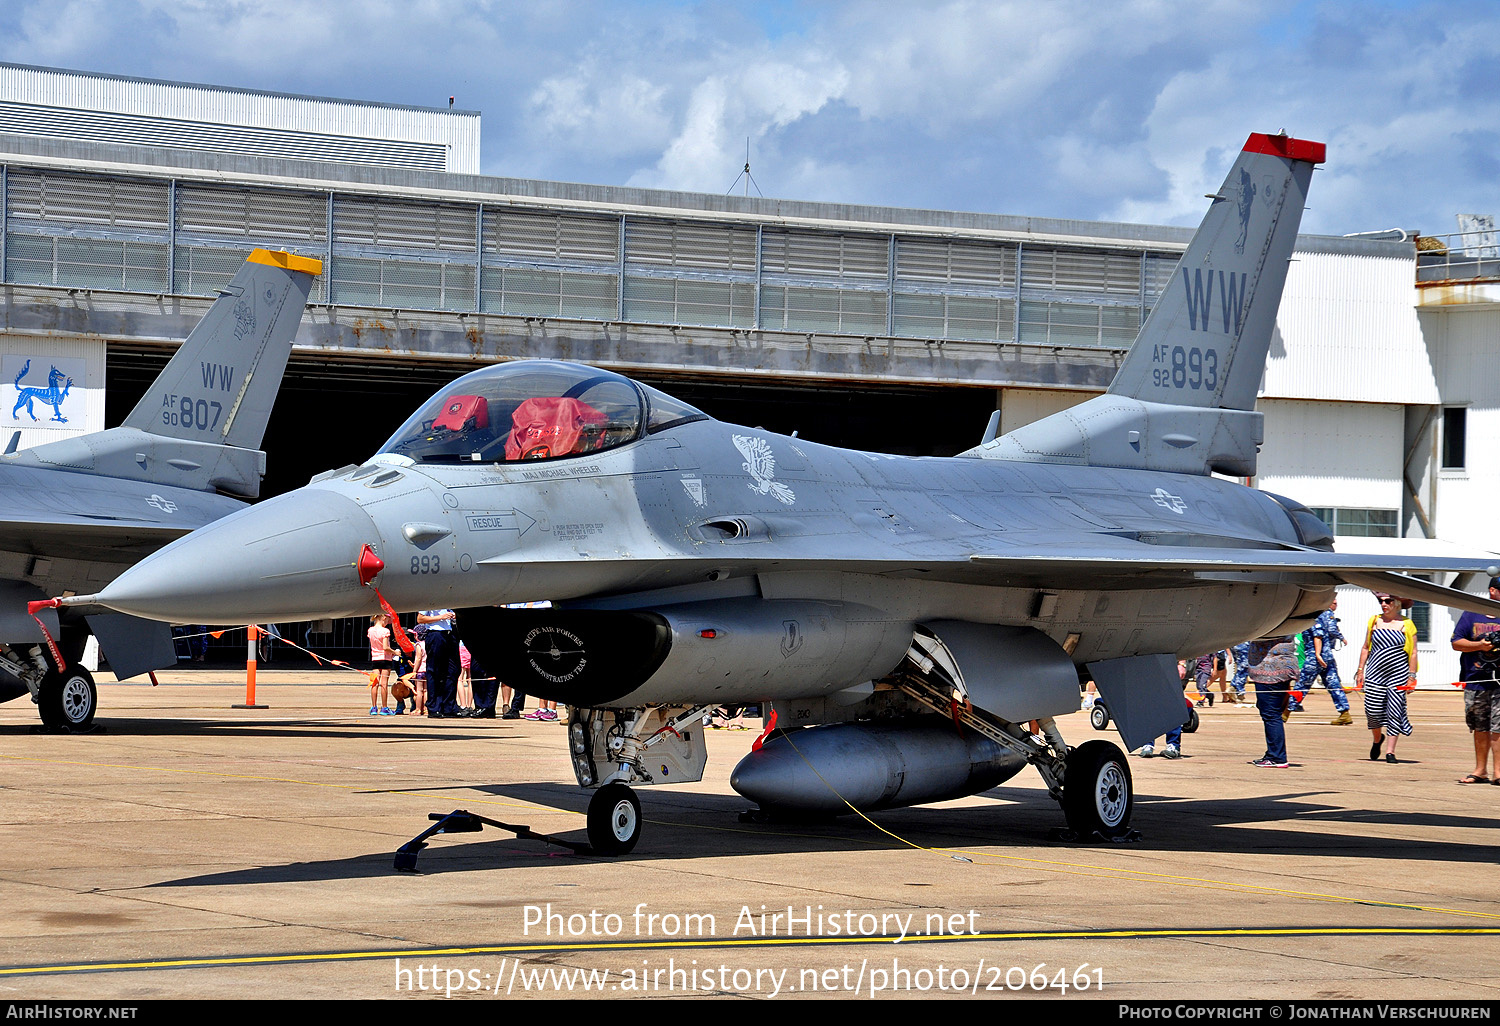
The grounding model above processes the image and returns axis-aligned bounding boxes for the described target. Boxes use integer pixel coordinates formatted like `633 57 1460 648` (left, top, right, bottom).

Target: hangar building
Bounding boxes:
1 63 1494 682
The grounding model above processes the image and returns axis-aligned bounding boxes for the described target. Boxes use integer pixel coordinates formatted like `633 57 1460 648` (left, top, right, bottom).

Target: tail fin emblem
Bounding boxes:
1234 168 1258 254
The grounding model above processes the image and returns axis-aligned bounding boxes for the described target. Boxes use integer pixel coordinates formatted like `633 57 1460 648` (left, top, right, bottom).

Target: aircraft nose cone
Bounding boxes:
96 488 384 623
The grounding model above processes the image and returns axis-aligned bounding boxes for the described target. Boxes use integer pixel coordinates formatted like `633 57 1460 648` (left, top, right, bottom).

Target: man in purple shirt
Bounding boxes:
1450 578 1500 784
1245 637 1298 768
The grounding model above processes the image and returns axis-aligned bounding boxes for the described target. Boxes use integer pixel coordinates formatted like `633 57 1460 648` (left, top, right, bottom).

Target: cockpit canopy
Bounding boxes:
379 361 707 464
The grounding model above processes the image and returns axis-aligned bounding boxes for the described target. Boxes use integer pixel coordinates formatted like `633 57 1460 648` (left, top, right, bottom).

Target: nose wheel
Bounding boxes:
587 782 642 855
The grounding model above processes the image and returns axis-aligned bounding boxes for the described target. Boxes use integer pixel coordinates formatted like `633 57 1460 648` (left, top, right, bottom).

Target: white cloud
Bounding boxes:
624 56 849 193
2 0 1499 235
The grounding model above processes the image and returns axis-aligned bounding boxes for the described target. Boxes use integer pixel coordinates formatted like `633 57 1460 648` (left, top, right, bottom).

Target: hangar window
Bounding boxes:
1442 406 1467 470
482 209 619 320
1019 300 1140 348
331 195 477 311
1022 246 1141 295
1307 507 1398 538
4 170 169 291
175 184 328 301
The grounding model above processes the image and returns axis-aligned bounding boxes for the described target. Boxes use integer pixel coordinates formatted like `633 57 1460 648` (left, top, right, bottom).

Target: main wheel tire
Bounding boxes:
38 666 97 730
1183 706 1200 734
587 783 642 855
1062 739 1133 839
1089 703 1110 730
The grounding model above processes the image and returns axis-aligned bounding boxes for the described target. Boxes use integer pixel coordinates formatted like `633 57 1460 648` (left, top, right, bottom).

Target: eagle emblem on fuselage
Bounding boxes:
732 434 795 505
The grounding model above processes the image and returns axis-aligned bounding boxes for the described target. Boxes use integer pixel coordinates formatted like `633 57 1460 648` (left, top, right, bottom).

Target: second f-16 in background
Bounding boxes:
2 249 320 729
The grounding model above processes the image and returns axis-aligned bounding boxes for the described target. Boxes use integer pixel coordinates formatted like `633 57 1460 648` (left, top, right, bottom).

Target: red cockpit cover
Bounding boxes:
505 397 607 460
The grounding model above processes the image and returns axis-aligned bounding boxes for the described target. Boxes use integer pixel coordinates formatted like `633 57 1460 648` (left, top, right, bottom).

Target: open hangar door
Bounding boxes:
105 346 999 501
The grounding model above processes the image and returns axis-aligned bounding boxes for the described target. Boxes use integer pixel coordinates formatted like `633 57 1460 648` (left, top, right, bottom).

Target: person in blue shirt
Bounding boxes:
418 609 460 718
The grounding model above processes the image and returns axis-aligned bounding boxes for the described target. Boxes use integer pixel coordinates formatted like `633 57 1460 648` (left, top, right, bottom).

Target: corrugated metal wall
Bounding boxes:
1422 306 1500 552
0 63 478 173
0 159 1187 348
1266 249 1438 405
1255 398 1405 510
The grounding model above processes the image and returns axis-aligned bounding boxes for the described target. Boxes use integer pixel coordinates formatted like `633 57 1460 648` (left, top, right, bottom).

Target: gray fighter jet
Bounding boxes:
69 135 1500 848
3 249 320 729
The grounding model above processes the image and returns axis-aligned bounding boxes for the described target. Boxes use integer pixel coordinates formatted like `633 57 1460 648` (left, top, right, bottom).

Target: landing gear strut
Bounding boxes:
890 661 1137 841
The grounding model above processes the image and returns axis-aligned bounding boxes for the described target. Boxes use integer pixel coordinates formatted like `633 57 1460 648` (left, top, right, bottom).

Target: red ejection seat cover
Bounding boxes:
505 397 607 460
432 394 489 432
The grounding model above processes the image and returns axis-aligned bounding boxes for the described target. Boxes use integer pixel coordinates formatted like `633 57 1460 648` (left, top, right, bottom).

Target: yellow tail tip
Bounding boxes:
247 248 323 277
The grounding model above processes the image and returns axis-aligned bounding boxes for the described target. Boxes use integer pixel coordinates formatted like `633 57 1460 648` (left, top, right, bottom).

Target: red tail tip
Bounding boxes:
1244 133 1326 165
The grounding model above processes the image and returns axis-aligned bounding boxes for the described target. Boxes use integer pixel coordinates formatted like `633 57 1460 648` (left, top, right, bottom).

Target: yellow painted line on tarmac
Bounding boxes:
5 925 1500 977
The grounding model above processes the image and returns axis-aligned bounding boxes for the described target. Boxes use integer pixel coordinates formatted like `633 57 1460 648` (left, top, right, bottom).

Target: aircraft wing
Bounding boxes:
0 514 189 562
967 546 1497 578
488 543 1500 617
970 548 1500 616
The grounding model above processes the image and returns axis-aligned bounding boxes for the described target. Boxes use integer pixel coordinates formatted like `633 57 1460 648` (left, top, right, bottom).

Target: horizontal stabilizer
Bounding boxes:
1333 569 1500 615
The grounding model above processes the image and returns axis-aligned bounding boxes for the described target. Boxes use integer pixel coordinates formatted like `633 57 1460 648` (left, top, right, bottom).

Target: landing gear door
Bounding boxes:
921 622 1079 722
87 614 178 680
1086 653 1185 752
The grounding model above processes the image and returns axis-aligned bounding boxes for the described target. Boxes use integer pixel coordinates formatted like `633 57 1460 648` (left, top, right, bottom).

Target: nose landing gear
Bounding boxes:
586 782 642 855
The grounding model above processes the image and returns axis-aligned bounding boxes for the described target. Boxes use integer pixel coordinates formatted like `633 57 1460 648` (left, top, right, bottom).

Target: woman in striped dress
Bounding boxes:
1354 593 1418 763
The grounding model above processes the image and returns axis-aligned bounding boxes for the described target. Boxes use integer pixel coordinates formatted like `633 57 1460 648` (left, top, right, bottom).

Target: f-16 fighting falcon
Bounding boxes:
60 135 1500 849
4 249 320 729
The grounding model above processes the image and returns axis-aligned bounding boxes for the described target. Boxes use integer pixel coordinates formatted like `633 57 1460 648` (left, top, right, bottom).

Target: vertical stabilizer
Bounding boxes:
123 248 321 449
1107 133 1323 411
14 249 320 497
965 134 1324 476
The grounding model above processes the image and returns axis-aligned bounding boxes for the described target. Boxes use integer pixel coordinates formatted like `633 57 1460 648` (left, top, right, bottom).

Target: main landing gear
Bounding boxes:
39 665 97 731
1060 739 1134 840
894 671 1138 841
0 642 98 732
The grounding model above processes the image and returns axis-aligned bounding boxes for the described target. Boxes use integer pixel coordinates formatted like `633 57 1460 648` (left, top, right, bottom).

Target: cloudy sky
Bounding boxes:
0 0 1495 237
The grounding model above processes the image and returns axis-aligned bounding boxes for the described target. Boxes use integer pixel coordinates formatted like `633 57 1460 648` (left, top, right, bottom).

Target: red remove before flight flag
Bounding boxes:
356 544 414 654
752 706 778 752
25 598 66 669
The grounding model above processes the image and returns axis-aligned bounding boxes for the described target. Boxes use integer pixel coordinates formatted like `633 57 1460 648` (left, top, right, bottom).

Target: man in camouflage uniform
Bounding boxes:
1229 641 1250 702
1299 597 1351 725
